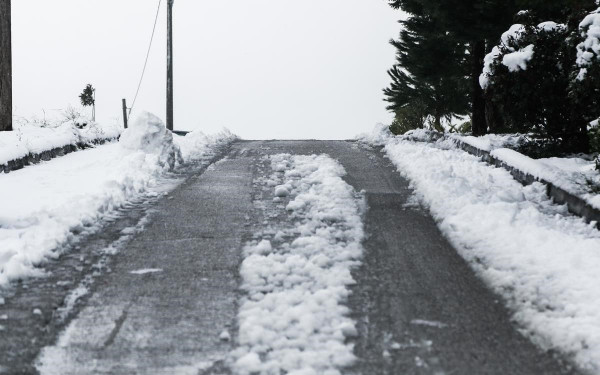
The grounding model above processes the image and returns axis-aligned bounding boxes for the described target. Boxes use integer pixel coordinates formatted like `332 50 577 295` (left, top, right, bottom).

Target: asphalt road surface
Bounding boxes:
0 140 578 374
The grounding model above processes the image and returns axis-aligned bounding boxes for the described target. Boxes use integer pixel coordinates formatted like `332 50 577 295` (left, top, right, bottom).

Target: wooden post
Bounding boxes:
92 88 96 122
166 0 174 131
122 99 128 129
0 0 12 131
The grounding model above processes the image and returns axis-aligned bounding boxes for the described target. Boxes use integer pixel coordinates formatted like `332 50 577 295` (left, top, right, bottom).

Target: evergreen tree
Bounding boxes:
569 4 600 158
79 84 96 122
388 0 516 135
384 15 469 132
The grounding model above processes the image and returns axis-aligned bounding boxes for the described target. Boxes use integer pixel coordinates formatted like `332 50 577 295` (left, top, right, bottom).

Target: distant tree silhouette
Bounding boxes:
80 84 96 121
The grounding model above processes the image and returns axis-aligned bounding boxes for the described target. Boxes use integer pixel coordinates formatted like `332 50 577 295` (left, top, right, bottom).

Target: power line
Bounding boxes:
129 0 163 120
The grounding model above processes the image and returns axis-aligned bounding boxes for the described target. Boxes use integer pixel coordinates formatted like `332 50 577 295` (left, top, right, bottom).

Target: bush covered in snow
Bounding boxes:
481 4 600 155
570 6 600 158
388 101 431 135
480 19 588 151
590 120 600 170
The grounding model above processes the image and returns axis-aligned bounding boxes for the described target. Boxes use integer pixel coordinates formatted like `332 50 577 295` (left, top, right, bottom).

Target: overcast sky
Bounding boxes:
12 1 401 139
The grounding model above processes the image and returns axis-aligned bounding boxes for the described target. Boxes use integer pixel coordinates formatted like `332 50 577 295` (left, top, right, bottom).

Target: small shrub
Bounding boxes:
389 103 428 135
63 106 89 129
449 120 472 134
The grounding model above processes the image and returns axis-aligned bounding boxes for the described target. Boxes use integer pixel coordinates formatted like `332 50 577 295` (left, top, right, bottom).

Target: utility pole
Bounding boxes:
166 0 174 131
122 99 128 129
0 0 12 131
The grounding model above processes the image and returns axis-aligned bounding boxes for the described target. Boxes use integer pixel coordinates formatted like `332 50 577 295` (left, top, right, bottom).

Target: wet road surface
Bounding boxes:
0 140 578 374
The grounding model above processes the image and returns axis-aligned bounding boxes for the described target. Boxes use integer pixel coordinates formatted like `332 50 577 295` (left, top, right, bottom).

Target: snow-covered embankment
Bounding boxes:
452 133 600 212
359 125 600 373
0 121 121 172
0 112 236 287
232 154 365 375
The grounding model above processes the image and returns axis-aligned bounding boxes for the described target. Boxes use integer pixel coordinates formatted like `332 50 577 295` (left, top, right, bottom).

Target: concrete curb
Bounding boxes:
408 133 600 228
1 138 118 174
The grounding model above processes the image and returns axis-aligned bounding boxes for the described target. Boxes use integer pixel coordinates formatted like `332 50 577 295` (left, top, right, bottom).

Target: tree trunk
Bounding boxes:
0 0 11 131
485 91 504 133
566 112 590 154
471 40 486 136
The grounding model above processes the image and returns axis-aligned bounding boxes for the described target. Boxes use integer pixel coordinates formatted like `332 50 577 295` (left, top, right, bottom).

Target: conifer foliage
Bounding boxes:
79 84 96 122
386 0 515 135
481 4 598 153
384 16 469 133
385 0 600 155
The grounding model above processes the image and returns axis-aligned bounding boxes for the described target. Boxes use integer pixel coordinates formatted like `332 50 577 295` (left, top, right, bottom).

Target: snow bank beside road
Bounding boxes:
0 112 236 288
491 148 600 210
363 128 600 372
176 127 237 161
452 133 526 152
120 112 183 170
232 154 364 375
359 125 600 211
0 121 121 167
449 133 600 210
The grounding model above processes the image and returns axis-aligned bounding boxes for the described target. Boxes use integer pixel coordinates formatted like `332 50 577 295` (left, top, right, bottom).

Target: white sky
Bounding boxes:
12 1 401 139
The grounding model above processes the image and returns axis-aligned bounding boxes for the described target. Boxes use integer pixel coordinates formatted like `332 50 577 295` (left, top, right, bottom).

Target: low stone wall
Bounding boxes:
1 138 118 174
444 136 600 228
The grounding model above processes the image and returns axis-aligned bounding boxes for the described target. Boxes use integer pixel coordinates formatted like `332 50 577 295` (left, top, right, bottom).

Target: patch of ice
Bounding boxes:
129 269 163 275
56 284 89 321
410 319 448 329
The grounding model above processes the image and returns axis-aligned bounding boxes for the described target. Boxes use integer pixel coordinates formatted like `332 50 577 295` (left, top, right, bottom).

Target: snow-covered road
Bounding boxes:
0 137 586 374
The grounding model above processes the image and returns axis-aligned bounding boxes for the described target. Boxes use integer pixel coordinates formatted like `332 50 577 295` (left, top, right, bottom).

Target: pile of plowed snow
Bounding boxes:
0 112 236 287
232 153 365 375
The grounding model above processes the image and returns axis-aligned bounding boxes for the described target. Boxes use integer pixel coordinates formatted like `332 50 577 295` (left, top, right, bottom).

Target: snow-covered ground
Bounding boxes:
0 112 236 288
232 153 365 375
359 125 600 373
0 121 121 166
450 133 526 152
453 133 600 210
362 125 600 211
